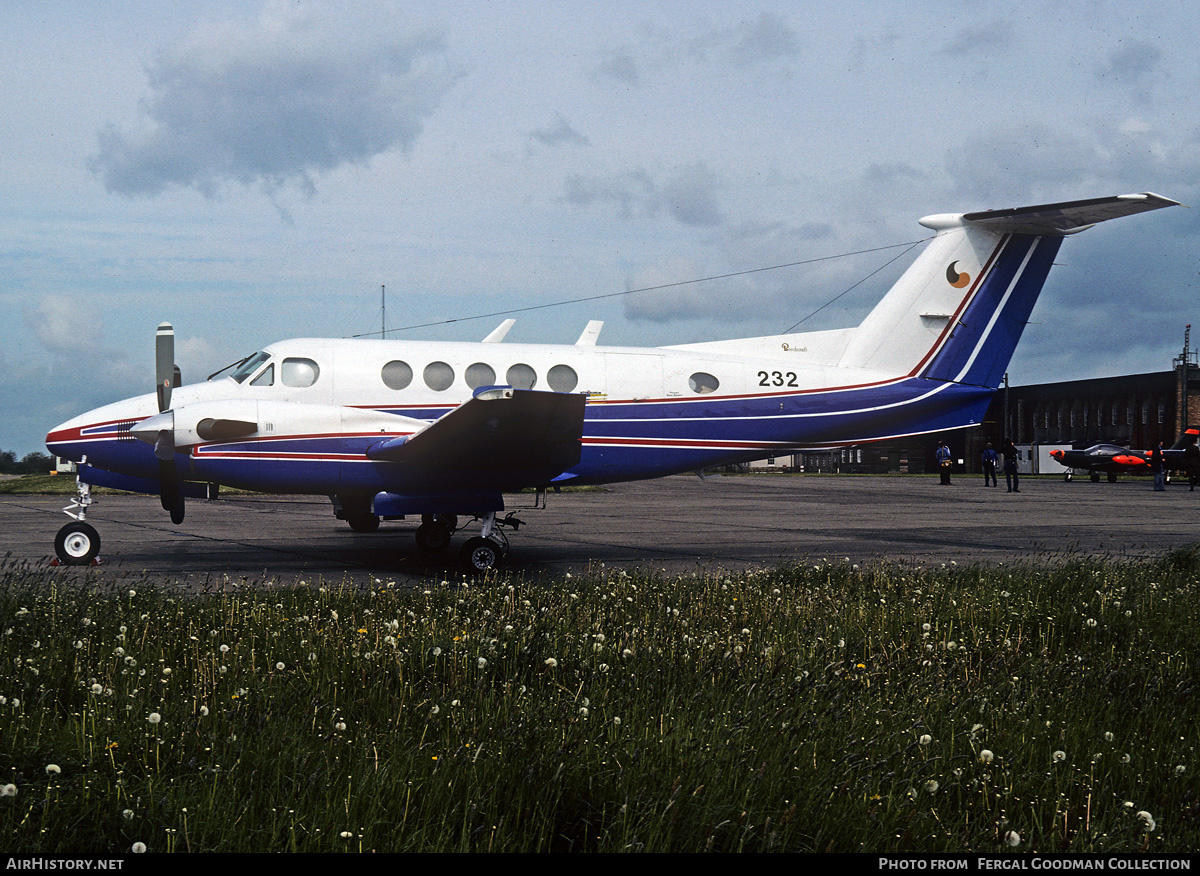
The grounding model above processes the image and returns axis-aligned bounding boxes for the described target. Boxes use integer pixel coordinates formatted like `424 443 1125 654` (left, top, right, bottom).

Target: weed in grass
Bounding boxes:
0 557 1195 852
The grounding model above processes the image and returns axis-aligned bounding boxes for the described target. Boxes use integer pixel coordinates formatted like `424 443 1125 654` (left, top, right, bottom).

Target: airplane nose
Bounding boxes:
46 415 86 460
1049 449 1062 459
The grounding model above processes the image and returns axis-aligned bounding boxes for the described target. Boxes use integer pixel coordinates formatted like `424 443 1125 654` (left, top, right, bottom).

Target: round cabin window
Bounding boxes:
465 362 497 389
688 372 719 394
506 363 536 390
547 364 578 393
423 361 455 392
381 360 413 390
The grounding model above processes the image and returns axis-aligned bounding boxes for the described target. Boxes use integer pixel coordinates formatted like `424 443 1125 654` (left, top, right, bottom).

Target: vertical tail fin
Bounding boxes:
837 193 1179 388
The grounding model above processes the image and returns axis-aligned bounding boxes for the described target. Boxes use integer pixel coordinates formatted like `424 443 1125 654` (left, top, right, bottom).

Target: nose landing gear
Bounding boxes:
54 477 101 566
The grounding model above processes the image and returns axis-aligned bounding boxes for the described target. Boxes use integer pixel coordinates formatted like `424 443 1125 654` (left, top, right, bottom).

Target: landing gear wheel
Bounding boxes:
460 536 501 573
1107 472 1118 483
347 513 380 533
55 522 100 566
1091 472 1101 483
1064 472 1072 482
415 521 452 553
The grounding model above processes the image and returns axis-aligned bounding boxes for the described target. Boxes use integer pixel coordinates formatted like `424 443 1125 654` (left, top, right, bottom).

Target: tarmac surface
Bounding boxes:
3 473 1198 589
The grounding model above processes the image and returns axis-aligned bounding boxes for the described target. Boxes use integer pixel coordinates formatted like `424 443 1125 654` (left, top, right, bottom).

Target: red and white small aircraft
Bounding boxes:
46 193 1179 570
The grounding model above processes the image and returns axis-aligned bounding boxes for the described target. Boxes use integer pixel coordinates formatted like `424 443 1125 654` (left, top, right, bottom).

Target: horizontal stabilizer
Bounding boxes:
958 192 1180 235
366 388 585 490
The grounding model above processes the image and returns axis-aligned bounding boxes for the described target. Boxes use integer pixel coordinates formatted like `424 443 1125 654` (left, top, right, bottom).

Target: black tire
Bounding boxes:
460 536 501 573
1064 472 1072 482
415 521 451 553
1091 472 1101 483
347 513 380 533
55 522 100 566
1107 472 1118 483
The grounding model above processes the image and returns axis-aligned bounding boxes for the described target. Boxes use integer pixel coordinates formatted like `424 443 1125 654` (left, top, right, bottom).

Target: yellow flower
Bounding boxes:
106 741 118 750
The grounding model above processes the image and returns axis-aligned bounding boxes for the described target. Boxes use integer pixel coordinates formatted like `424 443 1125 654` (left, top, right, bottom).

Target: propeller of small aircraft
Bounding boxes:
154 322 185 524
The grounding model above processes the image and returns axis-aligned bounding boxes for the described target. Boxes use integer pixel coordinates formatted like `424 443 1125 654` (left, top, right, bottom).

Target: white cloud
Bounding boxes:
23 295 103 355
564 163 724 227
91 1 462 199
529 113 590 149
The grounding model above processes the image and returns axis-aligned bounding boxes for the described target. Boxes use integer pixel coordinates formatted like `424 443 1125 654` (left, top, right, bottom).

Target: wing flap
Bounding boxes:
367 388 585 490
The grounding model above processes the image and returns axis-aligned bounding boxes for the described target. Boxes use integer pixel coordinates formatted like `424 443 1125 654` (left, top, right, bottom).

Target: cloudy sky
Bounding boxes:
3 0 1198 454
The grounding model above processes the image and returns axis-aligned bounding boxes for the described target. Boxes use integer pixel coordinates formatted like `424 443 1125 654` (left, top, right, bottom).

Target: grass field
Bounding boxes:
0 553 1196 853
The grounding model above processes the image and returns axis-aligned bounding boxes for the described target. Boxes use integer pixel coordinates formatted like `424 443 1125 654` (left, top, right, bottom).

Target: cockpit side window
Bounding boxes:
281 357 320 388
250 363 274 387
228 351 271 384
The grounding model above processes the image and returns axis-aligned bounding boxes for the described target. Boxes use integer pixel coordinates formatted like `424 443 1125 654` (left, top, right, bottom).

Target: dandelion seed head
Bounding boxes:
335 722 347 732
123 809 134 821
924 780 939 793
131 842 146 853
275 662 285 671
919 734 932 745
980 750 994 764
1004 830 1020 847
148 713 161 724
0 785 15 797
544 657 558 668
45 764 60 776
1105 731 1114 742
1053 750 1066 762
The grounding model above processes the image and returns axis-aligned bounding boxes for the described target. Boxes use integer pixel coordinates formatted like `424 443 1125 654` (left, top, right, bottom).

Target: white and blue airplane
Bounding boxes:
46 192 1179 571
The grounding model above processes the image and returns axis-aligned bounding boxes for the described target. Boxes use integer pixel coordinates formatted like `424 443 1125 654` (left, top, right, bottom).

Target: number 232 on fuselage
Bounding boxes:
46 193 1180 571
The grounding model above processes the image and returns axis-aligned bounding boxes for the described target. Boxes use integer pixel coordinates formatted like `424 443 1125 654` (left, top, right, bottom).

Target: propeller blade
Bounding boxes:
156 322 174 412
158 459 185 523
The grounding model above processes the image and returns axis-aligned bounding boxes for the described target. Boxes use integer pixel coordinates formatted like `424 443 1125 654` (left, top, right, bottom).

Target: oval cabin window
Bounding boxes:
381 360 413 390
281 358 320 388
465 362 497 389
688 372 719 394
423 361 455 392
547 364 578 393
506 363 536 390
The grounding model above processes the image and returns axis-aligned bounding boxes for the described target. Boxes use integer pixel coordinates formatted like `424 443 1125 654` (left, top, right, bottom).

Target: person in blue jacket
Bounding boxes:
936 440 953 485
981 443 999 487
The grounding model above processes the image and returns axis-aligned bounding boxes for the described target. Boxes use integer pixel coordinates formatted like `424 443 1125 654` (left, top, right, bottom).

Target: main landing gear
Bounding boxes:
415 514 458 553
457 512 524 574
54 478 101 566
416 511 524 573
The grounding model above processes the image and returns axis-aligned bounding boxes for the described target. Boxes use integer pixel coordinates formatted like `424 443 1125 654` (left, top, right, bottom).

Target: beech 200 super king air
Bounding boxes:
46 193 1179 571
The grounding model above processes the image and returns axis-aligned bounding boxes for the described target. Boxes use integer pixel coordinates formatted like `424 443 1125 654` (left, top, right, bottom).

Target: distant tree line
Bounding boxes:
0 450 54 475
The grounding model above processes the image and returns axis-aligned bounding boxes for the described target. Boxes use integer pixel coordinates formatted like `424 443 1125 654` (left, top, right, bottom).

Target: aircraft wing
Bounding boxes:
366 388 585 490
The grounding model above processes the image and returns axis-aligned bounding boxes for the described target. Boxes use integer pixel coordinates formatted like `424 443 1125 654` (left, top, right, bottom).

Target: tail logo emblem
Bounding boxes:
946 261 971 288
